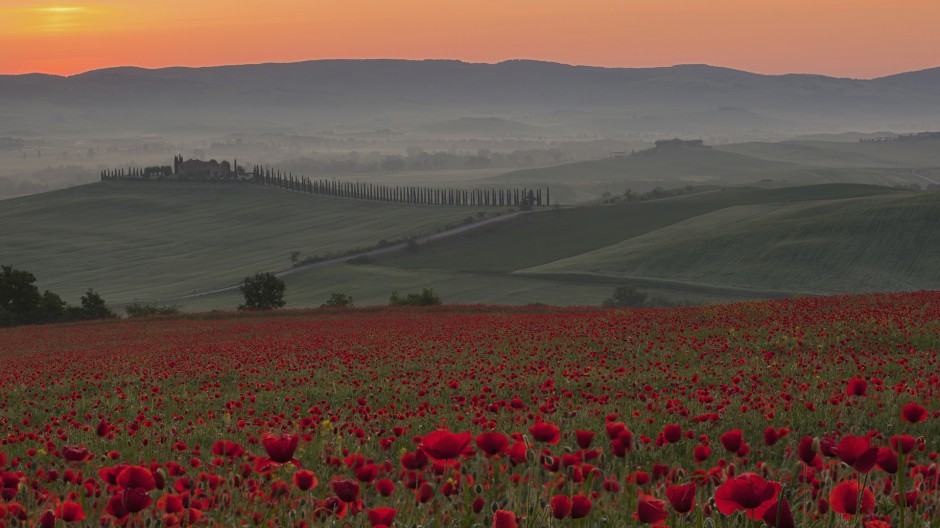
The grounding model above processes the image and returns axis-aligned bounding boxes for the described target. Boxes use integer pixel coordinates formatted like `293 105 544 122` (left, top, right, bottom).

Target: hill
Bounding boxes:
494 138 940 201
2 60 940 136
414 117 550 138
0 181 498 305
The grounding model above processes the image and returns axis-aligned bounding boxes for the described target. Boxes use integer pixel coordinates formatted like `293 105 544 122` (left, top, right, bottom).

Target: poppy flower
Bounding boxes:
476 432 509 457
106 494 128 519
719 429 744 453
666 482 696 513
367 507 397 527
714 473 780 519
575 430 596 449
421 429 472 460
693 445 711 463
55 501 86 523
663 424 681 443
376 478 395 496
570 494 592 519
846 378 867 396
331 478 360 502
761 498 794 528
62 446 92 462
634 494 668 525
39 511 55 528
262 433 300 463
294 469 318 491
829 480 874 519
529 422 561 444
122 487 153 513
890 434 916 454
116 466 156 492
550 495 572 519
493 510 518 528
901 403 927 423
797 436 817 464
833 435 878 473
875 447 897 474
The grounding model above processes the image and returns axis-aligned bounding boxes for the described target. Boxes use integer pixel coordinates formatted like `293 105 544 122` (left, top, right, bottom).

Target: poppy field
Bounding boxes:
0 292 939 527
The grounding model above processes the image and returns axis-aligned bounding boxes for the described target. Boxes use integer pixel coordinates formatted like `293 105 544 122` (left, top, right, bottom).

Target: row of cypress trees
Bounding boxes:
250 165 548 208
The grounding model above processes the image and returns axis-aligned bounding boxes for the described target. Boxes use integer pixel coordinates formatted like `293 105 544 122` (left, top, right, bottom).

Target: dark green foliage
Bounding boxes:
80 289 117 319
389 288 442 306
0 265 115 326
239 272 286 310
321 292 354 308
125 303 180 317
603 286 648 308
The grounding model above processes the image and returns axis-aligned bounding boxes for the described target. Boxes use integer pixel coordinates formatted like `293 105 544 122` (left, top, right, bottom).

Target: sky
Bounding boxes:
2 0 939 78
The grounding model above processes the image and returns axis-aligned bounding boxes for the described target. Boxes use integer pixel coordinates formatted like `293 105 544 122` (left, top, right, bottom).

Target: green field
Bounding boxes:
495 138 940 202
0 181 500 305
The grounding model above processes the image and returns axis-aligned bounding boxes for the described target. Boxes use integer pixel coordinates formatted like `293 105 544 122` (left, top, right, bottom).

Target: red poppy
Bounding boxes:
331 478 360 502
367 507 397 527
666 482 696 513
293 469 318 490
575 430 596 449
797 436 817 464
761 499 794 528
122 487 153 513
376 478 395 496
476 432 509 457
62 446 92 462
571 494 592 519
529 422 561 444
719 429 744 453
875 447 897 474
693 445 711 463
39 511 55 528
106 494 128 519
901 403 927 423
55 501 86 523
833 435 878 473
634 493 668 525
846 378 867 396
421 429 472 459
663 424 681 443
492 509 518 528
829 480 875 519
116 466 156 492
714 473 780 519
262 433 299 463
550 495 572 519
890 434 916 454
763 427 778 446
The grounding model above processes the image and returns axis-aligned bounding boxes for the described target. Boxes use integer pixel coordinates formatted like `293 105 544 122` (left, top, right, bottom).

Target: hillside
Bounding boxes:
2 60 940 136
495 138 940 201
0 181 497 304
521 191 940 294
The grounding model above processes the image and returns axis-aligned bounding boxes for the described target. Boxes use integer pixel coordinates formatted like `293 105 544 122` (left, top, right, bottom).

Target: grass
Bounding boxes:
522 191 940 293
0 180 500 304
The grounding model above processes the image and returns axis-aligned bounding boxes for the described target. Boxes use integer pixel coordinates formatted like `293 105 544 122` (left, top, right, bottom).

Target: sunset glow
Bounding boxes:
2 0 939 78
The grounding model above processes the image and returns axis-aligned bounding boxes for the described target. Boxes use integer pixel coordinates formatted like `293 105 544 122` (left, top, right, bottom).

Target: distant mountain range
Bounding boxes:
1 59 939 136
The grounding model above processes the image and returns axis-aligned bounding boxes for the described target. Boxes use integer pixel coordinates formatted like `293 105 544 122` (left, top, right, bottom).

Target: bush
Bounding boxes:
602 286 648 308
321 292 354 308
239 272 286 310
80 289 117 319
389 288 442 307
125 303 180 317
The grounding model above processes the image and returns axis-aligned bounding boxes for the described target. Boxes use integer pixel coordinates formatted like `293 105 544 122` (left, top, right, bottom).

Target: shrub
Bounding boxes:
321 292 354 308
389 288 442 306
602 286 648 308
125 303 180 317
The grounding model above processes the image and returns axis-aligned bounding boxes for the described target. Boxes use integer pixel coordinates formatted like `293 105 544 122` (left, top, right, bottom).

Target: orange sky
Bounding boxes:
2 0 939 78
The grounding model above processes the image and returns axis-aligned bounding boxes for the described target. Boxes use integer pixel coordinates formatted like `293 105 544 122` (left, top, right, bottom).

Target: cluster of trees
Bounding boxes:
0 265 115 327
389 288 442 306
236 273 441 310
602 286 682 309
254 165 546 208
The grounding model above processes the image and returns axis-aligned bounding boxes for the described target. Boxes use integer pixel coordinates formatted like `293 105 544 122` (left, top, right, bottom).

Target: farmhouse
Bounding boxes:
176 158 231 179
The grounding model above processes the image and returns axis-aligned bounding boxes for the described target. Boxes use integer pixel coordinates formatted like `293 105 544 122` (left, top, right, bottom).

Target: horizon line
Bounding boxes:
4 57 937 81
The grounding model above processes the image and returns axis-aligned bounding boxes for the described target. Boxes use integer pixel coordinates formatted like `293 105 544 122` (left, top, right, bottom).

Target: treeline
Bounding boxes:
100 165 173 180
252 165 548 208
0 265 115 327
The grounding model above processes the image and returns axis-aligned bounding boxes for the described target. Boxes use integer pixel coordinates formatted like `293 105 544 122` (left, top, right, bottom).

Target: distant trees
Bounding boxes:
603 286 648 308
0 265 116 326
321 292 354 308
239 272 286 310
389 288 442 306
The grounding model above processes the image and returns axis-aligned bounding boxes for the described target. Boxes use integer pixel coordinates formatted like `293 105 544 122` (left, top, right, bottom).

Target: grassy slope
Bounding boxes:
523 191 940 294
0 181 498 304
493 140 940 202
